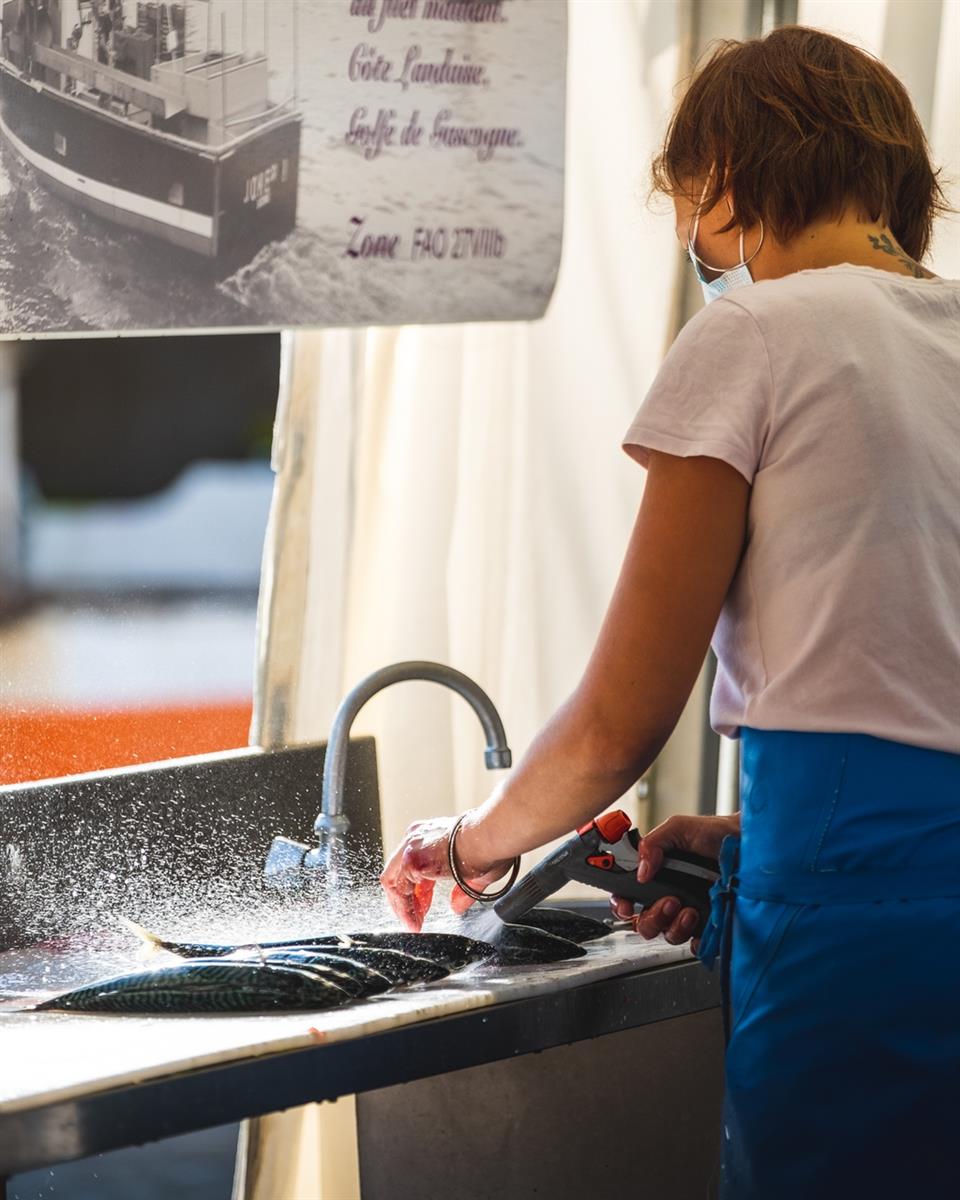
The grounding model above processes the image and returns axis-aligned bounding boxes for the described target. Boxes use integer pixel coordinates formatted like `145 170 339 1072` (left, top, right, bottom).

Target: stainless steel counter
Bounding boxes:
1 747 724 1197
0 939 720 1185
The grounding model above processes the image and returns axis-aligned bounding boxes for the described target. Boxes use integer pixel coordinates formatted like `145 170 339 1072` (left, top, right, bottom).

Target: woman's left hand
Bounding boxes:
380 815 514 931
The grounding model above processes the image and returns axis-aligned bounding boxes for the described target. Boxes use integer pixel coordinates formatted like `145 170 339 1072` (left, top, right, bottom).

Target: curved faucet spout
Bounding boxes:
316 661 513 843
264 661 512 889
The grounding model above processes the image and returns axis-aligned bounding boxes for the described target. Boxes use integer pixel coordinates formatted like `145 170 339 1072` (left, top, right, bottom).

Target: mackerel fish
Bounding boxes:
331 932 492 970
34 959 351 1014
484 924 587 966
509 907 612 945
231 949 393 998
300 945 450 986
120 919 490 972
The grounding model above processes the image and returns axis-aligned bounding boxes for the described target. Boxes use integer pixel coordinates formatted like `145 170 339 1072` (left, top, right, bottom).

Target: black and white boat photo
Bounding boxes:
0 0 301 262
0 0 567 335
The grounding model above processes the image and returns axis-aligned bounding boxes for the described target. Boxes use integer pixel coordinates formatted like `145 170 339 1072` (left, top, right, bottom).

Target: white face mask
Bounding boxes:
687 184 764 305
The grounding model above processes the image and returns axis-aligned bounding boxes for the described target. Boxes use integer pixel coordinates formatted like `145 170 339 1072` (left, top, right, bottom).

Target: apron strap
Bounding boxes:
696 834 741 1044
697 834 740 970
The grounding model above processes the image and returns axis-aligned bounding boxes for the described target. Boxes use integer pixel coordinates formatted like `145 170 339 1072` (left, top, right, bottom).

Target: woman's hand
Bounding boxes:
380 814 515 931
610 813 740 949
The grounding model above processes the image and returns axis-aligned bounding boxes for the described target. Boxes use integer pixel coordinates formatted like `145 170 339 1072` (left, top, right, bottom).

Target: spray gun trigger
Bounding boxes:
598 834 641 873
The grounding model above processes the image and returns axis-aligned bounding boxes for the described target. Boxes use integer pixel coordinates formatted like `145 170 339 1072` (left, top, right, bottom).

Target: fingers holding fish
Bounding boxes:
381 817 456 929
412 879 436 929
380 814 513 930
382 870 427 931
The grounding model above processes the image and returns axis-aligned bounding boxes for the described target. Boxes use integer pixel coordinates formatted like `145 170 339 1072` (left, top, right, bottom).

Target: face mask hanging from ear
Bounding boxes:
687 181 764 305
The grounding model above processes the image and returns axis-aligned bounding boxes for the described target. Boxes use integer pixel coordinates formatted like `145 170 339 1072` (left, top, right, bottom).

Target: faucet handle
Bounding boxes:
263 835 311 889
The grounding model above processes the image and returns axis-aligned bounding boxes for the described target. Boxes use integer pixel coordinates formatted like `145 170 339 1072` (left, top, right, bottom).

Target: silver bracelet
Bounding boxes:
447 813 521 904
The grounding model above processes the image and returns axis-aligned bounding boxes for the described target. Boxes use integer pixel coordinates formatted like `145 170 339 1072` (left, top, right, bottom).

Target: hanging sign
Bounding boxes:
0 0 567 335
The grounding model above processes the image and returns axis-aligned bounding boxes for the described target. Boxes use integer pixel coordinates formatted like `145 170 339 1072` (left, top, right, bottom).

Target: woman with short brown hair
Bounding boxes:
383 26 959 1197
655 24 947 272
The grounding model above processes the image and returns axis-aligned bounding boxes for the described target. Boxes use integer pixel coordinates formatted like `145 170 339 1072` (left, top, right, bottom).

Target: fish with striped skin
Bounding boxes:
117 917 262 960
120 919 490 972
484 924 587 966
33 960 352 1014
508 907 612 945
298 945 450 987
118 919 583 970
223 940 450 989
232 949 393 998
331 932 492 971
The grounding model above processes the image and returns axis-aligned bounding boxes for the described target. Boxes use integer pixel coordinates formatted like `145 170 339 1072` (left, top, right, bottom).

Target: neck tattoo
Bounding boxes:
867 232 935 279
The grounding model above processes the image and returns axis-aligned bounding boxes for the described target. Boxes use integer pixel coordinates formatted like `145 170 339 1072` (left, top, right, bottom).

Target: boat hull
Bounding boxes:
0 61 301 262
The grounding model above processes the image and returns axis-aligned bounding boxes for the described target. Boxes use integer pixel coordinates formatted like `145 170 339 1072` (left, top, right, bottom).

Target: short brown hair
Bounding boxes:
653 26 948 261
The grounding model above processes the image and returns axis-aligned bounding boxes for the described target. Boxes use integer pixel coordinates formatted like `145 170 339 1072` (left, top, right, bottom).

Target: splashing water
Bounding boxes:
0 822 400 1002
432 899 507 944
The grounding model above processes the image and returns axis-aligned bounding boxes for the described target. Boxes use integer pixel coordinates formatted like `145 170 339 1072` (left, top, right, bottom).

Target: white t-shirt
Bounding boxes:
623 264 960 754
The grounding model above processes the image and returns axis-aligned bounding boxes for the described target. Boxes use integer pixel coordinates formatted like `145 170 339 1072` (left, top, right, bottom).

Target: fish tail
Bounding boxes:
117 915 166 958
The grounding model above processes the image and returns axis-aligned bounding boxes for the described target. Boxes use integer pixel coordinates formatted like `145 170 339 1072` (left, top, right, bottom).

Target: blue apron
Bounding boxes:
697 728 960 1200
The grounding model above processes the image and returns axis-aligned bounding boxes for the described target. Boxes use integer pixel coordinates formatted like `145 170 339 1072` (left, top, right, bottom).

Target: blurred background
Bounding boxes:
0 333 280 786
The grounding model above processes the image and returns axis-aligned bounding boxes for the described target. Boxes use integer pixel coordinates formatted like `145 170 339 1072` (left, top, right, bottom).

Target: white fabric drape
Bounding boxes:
250 329 361 752
239 2 683 1196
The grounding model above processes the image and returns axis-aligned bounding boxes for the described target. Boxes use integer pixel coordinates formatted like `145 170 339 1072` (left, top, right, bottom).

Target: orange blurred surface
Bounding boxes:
0 702 254 785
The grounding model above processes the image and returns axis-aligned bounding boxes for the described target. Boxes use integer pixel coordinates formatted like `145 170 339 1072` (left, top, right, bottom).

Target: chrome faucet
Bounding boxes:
263 661 512 890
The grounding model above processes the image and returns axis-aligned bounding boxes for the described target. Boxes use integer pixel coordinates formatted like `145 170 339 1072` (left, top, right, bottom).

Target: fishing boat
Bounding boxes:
0 0 302 261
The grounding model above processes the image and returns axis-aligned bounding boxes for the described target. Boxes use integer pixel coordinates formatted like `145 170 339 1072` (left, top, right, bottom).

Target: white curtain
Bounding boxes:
237 2 684 1196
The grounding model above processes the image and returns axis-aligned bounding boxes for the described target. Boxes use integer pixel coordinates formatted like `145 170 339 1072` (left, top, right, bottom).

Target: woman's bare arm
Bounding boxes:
382 449 750 928
458 449 750 865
